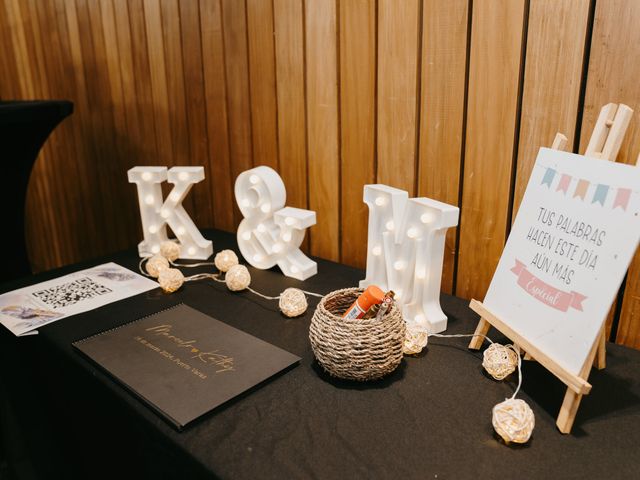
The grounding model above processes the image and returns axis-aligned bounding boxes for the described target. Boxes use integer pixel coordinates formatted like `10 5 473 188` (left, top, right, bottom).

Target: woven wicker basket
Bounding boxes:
309 288 406 381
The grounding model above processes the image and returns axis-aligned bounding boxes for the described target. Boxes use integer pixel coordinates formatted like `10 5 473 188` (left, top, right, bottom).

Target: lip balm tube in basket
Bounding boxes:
365 290 395 319
342 285 385 319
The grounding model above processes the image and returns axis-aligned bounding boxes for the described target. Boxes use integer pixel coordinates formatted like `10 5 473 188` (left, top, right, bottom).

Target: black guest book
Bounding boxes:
73 303 300 430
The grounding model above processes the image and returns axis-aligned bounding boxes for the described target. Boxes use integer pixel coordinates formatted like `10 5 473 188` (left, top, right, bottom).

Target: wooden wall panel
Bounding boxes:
111 0 142 150
513 0 590 215
0 2 20 99
339 0 376 267
3 0 640 348
579 1 640 166
456 0 526 301
246 0 279 171
4 0 35 97
221 0 253 224
179 0 214 227
200 0 234 231
90 0 140 242
160 0 190 172
80 0 135 249
124 0 159 160
143 0 173 166
99 0 126 138
11 0 62 270
417 0 469 293
580 0 640 348
103 0 146 246
305 0 340 261
273 0 307 211
40 0 91 261
51 0 98 259
376 0 420 194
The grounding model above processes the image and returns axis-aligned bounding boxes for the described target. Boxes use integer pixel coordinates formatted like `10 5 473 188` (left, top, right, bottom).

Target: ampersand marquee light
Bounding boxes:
235 166 317 280
360 185 459 333
128 166 212 259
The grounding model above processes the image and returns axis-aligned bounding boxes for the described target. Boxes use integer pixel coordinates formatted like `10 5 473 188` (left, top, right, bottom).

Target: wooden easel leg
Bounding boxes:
468 317 490 350
556 388 583 434
556 326 602 433
593 331 606 370
551 132 568 151
514 343 533 360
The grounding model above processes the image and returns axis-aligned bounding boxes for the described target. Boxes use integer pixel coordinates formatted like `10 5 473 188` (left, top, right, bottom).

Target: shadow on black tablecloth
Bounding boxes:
311 359 407 389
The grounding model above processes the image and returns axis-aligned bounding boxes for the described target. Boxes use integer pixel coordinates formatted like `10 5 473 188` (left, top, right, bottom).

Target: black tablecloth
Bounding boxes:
1 230 639 479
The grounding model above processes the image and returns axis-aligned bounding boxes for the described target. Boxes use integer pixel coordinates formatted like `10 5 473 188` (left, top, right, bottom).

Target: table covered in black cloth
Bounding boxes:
1 230 639 479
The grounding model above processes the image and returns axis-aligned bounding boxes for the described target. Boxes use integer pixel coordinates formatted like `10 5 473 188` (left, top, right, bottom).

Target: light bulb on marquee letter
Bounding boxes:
128 166 213 259
235 166 317 280
360 185 459 333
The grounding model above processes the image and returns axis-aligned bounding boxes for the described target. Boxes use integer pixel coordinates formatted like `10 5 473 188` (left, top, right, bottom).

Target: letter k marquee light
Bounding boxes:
360 185 459 333
128 166 213 260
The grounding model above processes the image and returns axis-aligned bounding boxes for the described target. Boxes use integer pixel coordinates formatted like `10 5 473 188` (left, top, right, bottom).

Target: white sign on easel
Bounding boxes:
484 147 640 376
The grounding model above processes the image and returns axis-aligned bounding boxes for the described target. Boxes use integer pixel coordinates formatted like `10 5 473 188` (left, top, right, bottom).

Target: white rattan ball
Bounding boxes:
158 268 184 293
403 325 429 355
146 255 169 278
160 241 181 262
483 343 518 380
492 398 535 444
279 288 308 317
214 249 239 272
225 265 251 291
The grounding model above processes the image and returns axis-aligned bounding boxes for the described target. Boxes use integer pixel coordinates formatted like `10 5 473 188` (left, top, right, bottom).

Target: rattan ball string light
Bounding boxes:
143 255 169 278
139 247 322 315
491 351 534 444
157 240 218 269
159 240 181 262
403 324 429 355
225 264 251 291
426 331 533 444
482 343 518 380
279 287 309 317
158 268 184 293
214 249 239 272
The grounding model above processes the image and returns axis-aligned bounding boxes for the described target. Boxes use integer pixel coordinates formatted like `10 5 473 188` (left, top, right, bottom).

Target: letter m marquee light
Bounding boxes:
359 185 459 333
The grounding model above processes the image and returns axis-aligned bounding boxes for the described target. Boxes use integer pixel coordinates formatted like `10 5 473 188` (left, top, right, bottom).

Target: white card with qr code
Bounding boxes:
0 263 157 336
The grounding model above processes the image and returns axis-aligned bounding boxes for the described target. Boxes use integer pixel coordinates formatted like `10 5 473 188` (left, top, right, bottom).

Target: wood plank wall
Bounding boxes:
2 0 640 349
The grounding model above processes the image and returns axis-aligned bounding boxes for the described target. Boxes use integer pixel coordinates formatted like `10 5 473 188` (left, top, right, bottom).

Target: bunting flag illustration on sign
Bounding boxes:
540 166 633 211
556 174 571 194
573 179 589 200
542 167 556 187
614 188 631 211
592 184 609 206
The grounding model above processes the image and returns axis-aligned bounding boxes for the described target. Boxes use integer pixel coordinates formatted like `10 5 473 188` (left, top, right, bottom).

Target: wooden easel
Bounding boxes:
468 103 634 434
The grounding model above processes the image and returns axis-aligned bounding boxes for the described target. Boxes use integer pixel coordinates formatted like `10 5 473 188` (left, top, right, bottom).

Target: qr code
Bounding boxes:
32 277 112 309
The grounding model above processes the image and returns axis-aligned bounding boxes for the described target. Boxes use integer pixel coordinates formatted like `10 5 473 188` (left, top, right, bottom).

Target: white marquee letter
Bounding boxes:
360 185 459 332
128 166 213 259
235 166 317 280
